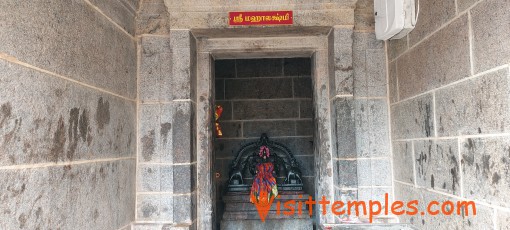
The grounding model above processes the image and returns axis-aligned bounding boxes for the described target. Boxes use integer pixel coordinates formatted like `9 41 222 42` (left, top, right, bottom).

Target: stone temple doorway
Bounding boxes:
192 27 351 229
212 57 316 228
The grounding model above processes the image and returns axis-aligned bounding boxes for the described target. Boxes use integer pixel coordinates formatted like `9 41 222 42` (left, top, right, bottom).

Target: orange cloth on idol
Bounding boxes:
250 162 278 206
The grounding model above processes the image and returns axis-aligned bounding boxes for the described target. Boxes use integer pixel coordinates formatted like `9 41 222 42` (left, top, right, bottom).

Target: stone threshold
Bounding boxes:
324 224 417 230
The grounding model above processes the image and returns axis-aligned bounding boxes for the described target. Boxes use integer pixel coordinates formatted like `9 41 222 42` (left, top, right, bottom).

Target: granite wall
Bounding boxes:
388 0 510 228
135 2 197 227
0 0 400 229
0 0 138 229
331 0 393 224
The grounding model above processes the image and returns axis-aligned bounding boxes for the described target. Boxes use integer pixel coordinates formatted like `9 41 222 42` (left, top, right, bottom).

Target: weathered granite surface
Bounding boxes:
221 219 313 230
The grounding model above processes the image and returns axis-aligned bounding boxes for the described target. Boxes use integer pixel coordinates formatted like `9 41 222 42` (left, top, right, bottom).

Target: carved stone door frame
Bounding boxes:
191 27 354 229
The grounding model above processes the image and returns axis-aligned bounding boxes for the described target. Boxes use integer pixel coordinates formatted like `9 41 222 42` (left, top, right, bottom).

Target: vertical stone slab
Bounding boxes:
173 164 196 194
353 32 384 51
354 99 390 157
168 29 193 100
136 103 176 163
330 26 354 96
139 104 162 163
137 99 194 225
388 60 398 103
357 158 392 187
195 52 213 229
354 49 387 97
169 48 192 100
333 189 358 224
139 36 171 102
171 102 194 164
138 164 162 192
352 32 386 98
160 104 175 163
334 160 358 188
392 141 415 184
137 164 174 193
333 97 357 159
173 194 196 225
313 50 335 224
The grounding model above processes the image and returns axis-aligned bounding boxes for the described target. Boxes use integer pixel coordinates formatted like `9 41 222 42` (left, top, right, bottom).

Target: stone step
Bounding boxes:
222 210 312 220
221 219 313 230
224 200 311 212
223 192 311 203
324 224 417 229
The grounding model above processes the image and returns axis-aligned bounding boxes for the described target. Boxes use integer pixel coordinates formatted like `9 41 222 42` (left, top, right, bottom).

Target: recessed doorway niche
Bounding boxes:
192 29 342 229
212 58 315 227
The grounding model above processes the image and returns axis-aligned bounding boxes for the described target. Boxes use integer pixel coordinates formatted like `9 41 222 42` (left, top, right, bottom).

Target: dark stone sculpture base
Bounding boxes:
221 191 313 229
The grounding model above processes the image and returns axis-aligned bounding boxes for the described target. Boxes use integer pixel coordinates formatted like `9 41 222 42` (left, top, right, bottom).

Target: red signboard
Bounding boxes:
229 11 293 26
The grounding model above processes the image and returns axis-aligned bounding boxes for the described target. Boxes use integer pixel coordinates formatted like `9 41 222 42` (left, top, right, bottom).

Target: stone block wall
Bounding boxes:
330 0 393 224
388 0 510 228
0 0 137 229
136 12 197 227
213 58 315 206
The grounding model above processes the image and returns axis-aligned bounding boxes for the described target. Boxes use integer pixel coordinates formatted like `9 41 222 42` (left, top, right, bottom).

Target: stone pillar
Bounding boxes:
135 29 197 229
169 29 197 229
313 49 336 225
328 25 359 225
352 29 392 221
195 50 214 229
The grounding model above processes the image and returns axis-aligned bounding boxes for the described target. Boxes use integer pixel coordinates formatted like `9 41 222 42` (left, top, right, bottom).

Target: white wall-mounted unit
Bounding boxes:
374 0 419 40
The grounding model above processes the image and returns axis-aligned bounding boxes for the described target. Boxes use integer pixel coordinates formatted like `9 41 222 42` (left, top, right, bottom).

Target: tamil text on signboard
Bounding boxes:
229 11 293 26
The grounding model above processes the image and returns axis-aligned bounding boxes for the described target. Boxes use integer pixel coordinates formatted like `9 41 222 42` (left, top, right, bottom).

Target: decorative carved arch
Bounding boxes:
226 133 304 192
